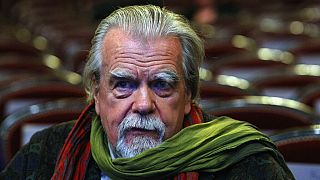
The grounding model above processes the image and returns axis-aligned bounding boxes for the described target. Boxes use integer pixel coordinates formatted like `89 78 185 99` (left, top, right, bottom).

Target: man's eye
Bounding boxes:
152 81 171 90
151 80 174 97
114 81 136 90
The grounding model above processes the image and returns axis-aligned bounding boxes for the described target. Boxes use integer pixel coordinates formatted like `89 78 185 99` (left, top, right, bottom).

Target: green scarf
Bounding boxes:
91 116 286 179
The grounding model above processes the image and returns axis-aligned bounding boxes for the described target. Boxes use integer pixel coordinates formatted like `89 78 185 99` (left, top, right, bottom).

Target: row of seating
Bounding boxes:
0 0 90 170
197 2 320 177
199 73 320 115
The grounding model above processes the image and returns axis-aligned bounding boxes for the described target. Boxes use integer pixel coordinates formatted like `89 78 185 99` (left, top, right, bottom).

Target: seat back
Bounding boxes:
199 74 258 100
0 98 87 164
252 64 320 99
207 53 290 81
0 78 86 120
298 84 320 115
271 125 320 163
199 96 319 132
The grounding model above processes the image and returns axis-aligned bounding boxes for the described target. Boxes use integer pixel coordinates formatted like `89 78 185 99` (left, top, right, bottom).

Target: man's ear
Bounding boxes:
93 84 100 115
184 92 192 115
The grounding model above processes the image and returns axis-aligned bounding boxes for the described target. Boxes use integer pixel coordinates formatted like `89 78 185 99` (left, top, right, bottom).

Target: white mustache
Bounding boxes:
118 113 166 139
115 113 166 158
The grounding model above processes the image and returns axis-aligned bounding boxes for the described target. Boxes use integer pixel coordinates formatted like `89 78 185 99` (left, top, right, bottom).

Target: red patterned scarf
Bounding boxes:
51 103 203 180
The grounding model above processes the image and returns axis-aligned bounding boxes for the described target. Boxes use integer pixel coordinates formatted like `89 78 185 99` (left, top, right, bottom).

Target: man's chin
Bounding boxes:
116 135 162 158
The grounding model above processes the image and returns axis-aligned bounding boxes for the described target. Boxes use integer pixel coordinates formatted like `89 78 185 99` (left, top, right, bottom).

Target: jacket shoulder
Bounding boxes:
200 152 294 180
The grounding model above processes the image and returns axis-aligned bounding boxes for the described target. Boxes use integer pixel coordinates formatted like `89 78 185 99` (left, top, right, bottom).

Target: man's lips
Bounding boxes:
124 128 159 141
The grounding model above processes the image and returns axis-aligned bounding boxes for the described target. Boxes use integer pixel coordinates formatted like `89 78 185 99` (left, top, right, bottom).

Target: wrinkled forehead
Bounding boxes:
101 27 183 65
103 26 181 46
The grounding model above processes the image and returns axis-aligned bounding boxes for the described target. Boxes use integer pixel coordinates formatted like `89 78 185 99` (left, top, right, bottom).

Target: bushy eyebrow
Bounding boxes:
107 69 180 85
151 70 180 83
108 69 136 82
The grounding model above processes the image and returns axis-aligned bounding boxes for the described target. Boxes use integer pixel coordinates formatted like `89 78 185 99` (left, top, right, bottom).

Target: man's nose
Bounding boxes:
132 84 155 115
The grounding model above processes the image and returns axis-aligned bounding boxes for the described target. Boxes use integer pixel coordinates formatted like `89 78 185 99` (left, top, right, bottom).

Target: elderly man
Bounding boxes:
1 5 294 180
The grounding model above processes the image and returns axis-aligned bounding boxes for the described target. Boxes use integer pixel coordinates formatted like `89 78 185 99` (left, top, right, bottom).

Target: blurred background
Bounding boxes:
1 0 320 179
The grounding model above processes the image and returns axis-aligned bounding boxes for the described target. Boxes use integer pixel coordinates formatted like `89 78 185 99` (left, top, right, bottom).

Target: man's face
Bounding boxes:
94 28 191 157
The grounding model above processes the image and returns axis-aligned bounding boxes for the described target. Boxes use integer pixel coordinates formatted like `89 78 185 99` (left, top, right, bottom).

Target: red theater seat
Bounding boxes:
0 98 86 163
0 78 85 120
271 125 320 163
199 96 319 132
199 74 259 100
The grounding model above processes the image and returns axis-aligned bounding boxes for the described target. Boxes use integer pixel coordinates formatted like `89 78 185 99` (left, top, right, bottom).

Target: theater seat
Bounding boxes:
271 125 320 164
199 74 259 100
0 98 86 164
206 52 291 81
292 41 320 65
0 40 40 57
0 55 54 74
297 84 320 115
199 96 320 132
252 64 320 99
0 78 86 120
